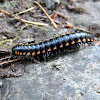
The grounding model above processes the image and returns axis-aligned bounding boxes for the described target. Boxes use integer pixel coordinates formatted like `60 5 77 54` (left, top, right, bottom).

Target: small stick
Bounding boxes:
20 19 48 26
34 1 57 29
0 8 48 26
15 7 35 16
0 58 21 66
0 8 11 16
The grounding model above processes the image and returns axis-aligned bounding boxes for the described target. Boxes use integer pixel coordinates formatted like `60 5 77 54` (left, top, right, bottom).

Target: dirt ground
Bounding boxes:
0 0 100 100
0 0 99 75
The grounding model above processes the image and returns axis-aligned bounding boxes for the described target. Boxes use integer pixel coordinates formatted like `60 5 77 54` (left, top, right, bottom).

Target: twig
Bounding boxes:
0 58 21 66
15 7 35 15
20 19 48 26
34 1 57 29
0 8 48 26
0 8 11 16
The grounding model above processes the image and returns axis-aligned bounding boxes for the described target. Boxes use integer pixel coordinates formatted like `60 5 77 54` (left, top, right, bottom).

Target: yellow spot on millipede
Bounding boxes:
65 43 69 46
78 39 81 42
56 36 58 38
50 37 53 40
23 52 26 55
71 41 75 44
66 32 70 34
61 34 64 36
32 52 35 55
27 52 30 55
82 38 86 42
42 50 45 53
37 51 40 54
45 39 48 41
53 46 57 50
17 52 19 55
15 51 17 55
48 48 51 51
87 38 90 41
20 52 22 55
60 44 63 48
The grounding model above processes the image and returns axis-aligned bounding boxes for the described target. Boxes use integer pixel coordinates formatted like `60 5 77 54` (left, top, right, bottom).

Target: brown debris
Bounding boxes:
0 8 48 26
34 1 57 29
0 31 16 39
15 7 36 16
0 64 24 78
67 5 85 14
51 13 57 19
66 0 85 14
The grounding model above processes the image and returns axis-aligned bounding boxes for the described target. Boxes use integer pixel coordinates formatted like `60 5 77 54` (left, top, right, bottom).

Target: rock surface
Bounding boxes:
0 0 100 100
1 46 100 100
44 0 60 9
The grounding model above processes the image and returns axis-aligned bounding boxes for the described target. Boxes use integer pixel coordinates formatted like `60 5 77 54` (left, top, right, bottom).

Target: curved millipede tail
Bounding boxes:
12 32 95 60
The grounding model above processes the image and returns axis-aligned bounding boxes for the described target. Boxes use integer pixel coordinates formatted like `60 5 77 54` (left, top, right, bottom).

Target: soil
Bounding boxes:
0 0 100 100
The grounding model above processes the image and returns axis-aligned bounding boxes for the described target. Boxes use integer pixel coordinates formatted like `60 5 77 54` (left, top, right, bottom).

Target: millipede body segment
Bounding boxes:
12 32 95 60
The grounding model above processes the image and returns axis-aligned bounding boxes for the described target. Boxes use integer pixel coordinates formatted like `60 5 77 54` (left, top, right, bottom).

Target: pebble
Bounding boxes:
44 0 60 9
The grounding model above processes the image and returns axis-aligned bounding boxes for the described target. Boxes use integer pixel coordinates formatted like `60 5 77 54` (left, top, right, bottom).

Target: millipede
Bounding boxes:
12 32 95 61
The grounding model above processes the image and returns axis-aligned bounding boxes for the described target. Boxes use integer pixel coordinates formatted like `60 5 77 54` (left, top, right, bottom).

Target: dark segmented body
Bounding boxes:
12 32 95 60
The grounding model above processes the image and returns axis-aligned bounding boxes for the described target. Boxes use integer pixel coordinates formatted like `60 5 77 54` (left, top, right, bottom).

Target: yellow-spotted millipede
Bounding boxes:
12 32 95 60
